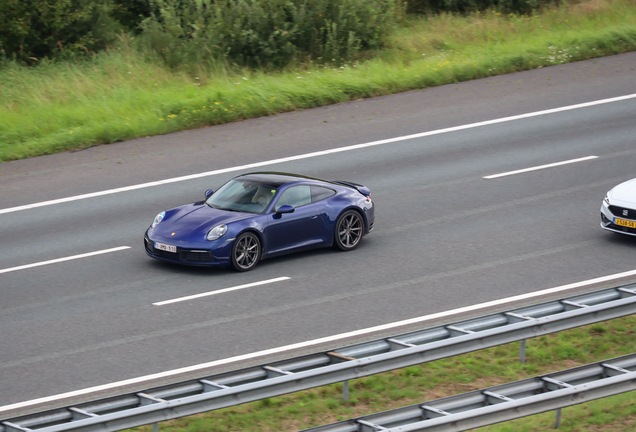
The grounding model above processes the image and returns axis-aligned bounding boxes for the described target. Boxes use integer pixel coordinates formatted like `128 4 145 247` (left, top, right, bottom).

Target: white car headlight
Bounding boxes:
151 211 165 228
207 224 228 241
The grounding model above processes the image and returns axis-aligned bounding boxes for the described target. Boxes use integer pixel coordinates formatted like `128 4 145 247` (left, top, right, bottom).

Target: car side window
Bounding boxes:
275 185 312 210
311 186 336 203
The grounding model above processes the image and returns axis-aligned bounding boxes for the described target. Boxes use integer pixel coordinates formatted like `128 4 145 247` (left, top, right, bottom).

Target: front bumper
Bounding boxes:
600 202 636 236
144 230 232 266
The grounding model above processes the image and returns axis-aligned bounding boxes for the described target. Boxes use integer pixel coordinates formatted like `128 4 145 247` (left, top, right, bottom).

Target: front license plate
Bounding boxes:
155 242 177 253
614 218 636 228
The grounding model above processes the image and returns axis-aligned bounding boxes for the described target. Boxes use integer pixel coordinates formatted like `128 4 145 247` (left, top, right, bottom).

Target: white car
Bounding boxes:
601 178 636 236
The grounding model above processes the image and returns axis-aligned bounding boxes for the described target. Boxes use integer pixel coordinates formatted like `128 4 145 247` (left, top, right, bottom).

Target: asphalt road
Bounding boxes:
1 52 636 417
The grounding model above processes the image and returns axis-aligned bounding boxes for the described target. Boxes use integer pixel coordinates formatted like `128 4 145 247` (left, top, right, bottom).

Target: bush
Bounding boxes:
111 0 153 33
138 0 404 69
0 0 121 63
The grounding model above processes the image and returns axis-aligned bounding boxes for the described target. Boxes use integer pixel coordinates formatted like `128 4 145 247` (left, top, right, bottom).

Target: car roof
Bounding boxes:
235 172 329 188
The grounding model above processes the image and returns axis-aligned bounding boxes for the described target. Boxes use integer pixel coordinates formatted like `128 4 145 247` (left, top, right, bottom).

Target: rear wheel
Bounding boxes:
231 232 261 271
334 210 364 251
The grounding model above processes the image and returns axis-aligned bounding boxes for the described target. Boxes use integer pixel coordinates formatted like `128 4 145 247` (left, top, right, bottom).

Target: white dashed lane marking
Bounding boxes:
0 246 131 275
483 155 599 179
152 276 291 305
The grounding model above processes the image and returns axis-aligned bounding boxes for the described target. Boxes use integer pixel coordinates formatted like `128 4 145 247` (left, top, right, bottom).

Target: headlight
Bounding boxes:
604 193 610 206
207 224 228 241
151 211 165 228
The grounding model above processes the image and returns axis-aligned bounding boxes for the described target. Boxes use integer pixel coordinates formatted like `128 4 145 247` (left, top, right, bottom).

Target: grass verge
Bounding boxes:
125 316 636 432
1 0 636 163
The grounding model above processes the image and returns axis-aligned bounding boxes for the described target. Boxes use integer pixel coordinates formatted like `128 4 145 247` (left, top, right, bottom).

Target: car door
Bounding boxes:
265 185 323 254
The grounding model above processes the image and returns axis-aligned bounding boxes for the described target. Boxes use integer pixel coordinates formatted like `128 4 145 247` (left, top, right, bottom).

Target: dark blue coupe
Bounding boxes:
144 172 375 271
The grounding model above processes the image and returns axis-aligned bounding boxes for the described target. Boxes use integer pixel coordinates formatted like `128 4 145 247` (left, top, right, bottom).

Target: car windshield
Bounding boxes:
206 179 277 214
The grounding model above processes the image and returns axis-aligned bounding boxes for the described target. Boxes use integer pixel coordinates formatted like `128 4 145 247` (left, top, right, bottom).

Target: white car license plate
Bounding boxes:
155 242 177 253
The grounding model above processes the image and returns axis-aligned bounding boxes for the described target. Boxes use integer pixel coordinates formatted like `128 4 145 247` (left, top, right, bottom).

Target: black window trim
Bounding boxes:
311 185 337 203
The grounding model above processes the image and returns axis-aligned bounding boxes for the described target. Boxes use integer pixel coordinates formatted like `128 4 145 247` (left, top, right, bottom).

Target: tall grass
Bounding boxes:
1 0 635 162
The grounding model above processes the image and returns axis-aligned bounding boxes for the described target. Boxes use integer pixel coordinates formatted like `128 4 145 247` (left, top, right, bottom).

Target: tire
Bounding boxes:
334 210 364 251
231 232 261 272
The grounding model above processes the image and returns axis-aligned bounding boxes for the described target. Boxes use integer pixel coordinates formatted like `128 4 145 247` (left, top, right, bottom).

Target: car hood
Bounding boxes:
609 178 636 206
155 204 253 240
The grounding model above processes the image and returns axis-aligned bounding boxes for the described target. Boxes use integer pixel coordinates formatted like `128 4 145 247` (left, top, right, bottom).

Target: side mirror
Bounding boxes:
205 189 214 198
276 205 295 215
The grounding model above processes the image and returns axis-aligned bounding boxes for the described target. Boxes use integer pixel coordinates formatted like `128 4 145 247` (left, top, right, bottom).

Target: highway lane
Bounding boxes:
1 53 636 414
2 52 635 208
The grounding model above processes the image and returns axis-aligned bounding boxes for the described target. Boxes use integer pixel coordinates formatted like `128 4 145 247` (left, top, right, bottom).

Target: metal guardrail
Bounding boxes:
2 283 636 432
301 352 636 432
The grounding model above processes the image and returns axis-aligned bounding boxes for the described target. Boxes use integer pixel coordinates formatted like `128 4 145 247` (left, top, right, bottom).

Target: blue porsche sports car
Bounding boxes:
144 172 375 271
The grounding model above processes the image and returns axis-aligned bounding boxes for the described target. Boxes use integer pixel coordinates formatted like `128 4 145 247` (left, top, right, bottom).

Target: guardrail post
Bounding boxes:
520 339 526 363
555 408 562 428
153 422 159 432
343 380 349 400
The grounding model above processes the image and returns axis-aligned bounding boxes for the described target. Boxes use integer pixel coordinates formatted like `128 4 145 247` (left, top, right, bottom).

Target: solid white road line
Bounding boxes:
2 93 635 216
3 267 636 413
0 246 131 275
483 155 599 179
153 277 291 305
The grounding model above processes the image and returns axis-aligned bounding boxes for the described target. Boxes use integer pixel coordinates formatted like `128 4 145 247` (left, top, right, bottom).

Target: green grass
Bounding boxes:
123 316 636 432
1 0 636 162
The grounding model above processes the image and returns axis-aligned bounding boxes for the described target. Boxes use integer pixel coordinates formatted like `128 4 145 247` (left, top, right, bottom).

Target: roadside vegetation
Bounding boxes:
1 0 635 163
126 315 636 432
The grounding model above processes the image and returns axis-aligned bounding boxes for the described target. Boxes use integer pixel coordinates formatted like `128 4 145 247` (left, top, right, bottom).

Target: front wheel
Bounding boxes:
231 232 261 271
334 210 364 251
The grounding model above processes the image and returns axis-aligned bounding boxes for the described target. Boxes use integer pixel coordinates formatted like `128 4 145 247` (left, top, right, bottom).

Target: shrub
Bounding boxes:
111 0 153 33
137 0 404 69
0 0 120 63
